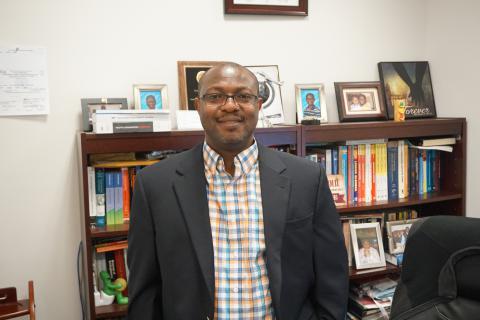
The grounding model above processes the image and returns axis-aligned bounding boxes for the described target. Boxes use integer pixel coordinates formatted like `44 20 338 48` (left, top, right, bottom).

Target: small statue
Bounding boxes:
94 271 128 306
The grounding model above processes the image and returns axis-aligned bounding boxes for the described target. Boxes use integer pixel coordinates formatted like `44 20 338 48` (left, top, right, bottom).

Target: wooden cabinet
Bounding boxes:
78 118 466 319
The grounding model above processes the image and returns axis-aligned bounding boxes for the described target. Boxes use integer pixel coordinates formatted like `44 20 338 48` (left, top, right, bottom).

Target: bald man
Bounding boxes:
127 62 348 320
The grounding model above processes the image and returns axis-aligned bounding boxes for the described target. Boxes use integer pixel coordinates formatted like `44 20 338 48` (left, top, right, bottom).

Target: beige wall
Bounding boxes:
1 0 476 319
426 0 480 218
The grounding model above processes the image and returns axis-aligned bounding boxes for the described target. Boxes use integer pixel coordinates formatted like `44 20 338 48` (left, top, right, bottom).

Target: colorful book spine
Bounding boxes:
371 145 376 202
387 141 399 200
114 250 128 296
105 171 115 225
353 145 359 203
114 171 123 225
340 146 348 202
332 148 339 175
398 140 405 199
419 150 424 194
365 144 372 203
348 145 354 203
95 169 106 226
433 150 440 192
326 149 332 175
105 251 117 280
358 145 365 203
403 141 409 198
422 150 427 193
87 167 96 217
121 167 131 223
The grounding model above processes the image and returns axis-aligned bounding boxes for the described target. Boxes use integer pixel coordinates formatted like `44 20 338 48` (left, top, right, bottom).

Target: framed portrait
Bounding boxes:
386 219 416 254
177 61 221 110
378 61 437 120
133 84 169 110
224 0 308 16
295 84 327 124
81 98 128 132
246 65 285 125
350 222 386 270
334 82 387 122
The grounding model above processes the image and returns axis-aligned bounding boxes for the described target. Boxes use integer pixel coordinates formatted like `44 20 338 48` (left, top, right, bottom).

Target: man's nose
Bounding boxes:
221 96 240 112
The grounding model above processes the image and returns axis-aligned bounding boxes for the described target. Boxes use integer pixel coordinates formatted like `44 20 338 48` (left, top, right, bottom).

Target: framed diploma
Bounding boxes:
225 0 308 16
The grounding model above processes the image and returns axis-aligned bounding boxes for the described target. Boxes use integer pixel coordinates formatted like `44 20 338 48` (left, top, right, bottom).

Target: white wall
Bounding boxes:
2 0 467 319
425 0 480 218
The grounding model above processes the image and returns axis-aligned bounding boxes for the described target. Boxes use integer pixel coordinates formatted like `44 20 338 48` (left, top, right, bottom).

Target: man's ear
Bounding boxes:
257 97 263 111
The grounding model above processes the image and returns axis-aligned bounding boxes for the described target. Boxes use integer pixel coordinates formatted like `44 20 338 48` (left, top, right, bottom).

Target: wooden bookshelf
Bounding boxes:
78 118 466 319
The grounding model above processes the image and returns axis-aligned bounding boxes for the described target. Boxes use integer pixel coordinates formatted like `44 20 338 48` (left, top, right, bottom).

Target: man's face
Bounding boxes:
352 97 359 105
306 95 315 106
362 240 371 249
146 97 156 109
195 65 262 154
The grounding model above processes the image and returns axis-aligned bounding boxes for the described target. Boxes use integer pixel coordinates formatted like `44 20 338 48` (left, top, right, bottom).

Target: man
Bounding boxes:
303 93 322 118
145 95 157 109
128 62 348 319
358 239 381 265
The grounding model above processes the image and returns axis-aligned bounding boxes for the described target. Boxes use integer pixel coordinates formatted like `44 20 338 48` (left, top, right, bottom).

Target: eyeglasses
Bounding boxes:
200 93 258 107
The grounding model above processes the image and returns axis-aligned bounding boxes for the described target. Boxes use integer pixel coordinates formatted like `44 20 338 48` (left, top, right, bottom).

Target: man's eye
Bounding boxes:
236 94 250 102
207 94 224 100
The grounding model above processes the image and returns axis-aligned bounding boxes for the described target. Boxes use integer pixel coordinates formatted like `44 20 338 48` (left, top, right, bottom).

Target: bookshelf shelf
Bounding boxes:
90 223 130 239
337 190 463 214
349 263 400 280
95 304 128 319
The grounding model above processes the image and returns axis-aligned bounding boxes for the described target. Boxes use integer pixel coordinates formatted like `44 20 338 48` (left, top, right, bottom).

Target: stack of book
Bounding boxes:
306 137 455 204
347 277 397 320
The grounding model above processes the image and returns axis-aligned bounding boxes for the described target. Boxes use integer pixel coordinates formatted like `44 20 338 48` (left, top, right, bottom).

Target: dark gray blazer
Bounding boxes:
127 143 348 320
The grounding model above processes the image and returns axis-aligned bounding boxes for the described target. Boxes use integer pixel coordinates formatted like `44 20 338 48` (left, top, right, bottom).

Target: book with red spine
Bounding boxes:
114 249 128 296
121 167 131 223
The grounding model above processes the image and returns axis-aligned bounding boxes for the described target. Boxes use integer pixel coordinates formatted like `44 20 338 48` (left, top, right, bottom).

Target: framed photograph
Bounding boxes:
351 222 386 270
246 65 285 125
386 219 416 254
81 98 128 132
133 84 169 110
295 84 327 123
334 82 387 122
177 61 221 110
225 0 308 16
378 61 437 120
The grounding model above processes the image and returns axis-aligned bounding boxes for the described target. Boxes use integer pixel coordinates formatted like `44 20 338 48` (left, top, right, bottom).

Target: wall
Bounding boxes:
425 0 480 218
0 0 432 319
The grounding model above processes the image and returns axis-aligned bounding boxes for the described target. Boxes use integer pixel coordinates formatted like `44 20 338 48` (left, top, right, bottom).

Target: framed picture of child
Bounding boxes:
386 219 417 254
350 222 386 269
334 82 387 122
133 84 169 110
295 83 328 124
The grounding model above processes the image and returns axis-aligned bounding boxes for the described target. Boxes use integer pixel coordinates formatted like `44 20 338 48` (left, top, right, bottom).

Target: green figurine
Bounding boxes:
99 271 128 305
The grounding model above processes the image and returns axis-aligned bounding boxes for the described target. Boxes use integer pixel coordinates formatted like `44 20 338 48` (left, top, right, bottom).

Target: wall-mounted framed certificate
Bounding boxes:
225 0 308 16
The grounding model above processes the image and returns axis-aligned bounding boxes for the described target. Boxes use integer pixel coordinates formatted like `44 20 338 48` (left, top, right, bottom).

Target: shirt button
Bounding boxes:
232 252 239 258
232 287 239 293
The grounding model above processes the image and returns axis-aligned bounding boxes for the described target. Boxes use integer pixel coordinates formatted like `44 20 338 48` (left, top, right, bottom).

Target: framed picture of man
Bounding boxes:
350 222 386 270
334 82 387 122
81 98 128 132
177 61 221 110
386 219 416 254
378 61 437 120
295 84 327 124
133 84 169 110
224 0 308 16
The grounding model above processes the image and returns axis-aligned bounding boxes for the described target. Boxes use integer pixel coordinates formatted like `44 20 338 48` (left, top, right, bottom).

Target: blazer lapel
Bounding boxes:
258 145 290 315
172 144 215 303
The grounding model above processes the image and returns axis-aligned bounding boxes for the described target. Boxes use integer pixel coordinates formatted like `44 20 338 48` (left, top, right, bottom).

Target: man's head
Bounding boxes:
351 96 359 105
306 93 315 107
195 62 262 155
146 95 156 109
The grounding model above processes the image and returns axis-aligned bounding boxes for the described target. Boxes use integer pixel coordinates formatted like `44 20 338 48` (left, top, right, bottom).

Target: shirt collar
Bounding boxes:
203 140 259 178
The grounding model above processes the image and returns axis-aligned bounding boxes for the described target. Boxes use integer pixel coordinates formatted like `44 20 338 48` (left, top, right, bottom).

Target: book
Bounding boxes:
121 167 131 223
326 149 332 175
327 174 347 206
114 250 128 296
353 145 359 203
387 142 399 200
398 141 405 199
332 148 339 175
384 252 404 266
365 144 372 203
95 168 106 226
358 145 365 203
419 137 456 146
105 251 117 280
339 146 349 202
87 167 96 217
114 171 123 225
105 171 115 225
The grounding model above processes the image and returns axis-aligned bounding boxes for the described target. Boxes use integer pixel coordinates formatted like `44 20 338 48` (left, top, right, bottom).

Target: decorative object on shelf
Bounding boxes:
224 0 308 16
295 83 328 124
334 82 387 122
133 84 168 110
95 271 128 306
350 222 386 270
176 110 203 130
177 61 221 110
81 98 128 132
378 61 437 120
92 109 171 134
247 65 285 125
386 219 416 254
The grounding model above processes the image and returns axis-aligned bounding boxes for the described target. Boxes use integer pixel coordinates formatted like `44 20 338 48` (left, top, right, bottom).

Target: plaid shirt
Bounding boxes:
203 141 275 320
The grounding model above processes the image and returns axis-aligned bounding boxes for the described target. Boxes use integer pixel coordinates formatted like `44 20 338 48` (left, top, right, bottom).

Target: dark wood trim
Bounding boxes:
349 263 400 280
224 0 308 16
95 304 128 319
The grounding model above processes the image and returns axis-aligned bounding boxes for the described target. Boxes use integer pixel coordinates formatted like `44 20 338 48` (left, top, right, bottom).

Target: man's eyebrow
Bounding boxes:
204 86 255 93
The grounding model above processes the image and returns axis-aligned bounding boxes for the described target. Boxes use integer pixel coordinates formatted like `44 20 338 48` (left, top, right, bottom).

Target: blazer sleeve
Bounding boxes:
127 173 163 319
312 166 349 319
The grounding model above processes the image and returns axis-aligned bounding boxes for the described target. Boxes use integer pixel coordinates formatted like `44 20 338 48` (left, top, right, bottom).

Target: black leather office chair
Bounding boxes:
390 215 480 320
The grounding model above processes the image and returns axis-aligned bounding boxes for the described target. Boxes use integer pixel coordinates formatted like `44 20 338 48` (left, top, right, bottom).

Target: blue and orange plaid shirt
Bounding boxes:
203 141 275 320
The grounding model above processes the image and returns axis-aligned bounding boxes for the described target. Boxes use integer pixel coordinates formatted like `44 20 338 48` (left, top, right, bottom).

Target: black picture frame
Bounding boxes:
81 98 128 131
334 82 387 122
224 0 308 16
378 61 437 120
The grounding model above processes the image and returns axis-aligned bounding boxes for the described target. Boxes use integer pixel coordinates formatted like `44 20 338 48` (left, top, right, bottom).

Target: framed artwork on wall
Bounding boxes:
378 61 437 120
133 84 169 110
224 0 308 16
334 82 387 122
177 61 221 110
295 83 327 124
